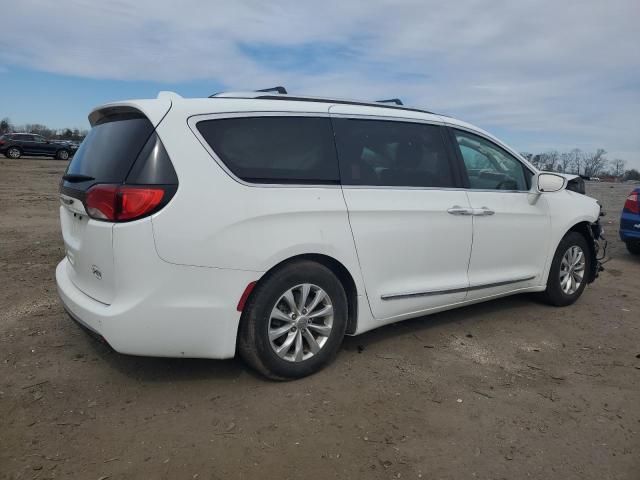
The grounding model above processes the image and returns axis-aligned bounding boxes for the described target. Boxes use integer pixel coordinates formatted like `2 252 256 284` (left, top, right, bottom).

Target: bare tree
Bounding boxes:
530 154 543 169
538 150 560 171
568 148 583 175
611 158 626 178
583 149 608 178
0 117 12 134
558 152 572 173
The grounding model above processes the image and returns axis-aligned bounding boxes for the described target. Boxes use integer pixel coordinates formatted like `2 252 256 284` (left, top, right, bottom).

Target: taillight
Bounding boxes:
624 192 639 214
85 184 168 222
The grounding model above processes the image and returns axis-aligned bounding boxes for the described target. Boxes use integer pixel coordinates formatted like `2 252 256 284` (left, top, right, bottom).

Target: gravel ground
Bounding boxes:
1 157 638 480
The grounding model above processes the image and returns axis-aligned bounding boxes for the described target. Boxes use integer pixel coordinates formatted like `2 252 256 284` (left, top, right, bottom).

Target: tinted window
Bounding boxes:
454 130 531 191
333 118 455 188
197 117 339 184
65 116 154 186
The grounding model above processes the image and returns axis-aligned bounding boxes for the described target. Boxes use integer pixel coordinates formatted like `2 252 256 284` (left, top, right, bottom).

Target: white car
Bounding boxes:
56 88 605 379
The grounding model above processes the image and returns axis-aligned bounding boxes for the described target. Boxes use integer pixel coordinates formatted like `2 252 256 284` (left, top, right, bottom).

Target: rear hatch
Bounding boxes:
59 104 177 304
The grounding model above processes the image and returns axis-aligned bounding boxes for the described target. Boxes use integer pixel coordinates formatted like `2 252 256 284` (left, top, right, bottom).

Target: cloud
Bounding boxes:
0 0 639 165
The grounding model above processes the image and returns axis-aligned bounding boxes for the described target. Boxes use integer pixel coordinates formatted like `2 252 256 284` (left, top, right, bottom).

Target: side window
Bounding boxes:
333 118 455 188
197 116 339 184
32 135 46 143
454 130 531 191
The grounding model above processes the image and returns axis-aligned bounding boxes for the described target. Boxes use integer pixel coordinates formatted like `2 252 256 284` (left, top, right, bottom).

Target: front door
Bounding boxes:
30 135 50 155
451 128 550 300
331 113 473 320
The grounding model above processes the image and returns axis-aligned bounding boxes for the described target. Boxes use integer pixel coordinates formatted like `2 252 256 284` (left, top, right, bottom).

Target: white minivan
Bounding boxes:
56 88 605 379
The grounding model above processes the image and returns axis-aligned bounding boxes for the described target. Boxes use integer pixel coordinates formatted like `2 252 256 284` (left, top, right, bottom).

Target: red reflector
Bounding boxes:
624 192 639 214
85 184 165 222
237 281 257 312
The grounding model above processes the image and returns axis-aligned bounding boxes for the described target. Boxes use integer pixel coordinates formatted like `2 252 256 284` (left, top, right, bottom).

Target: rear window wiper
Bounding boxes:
62 173 95 182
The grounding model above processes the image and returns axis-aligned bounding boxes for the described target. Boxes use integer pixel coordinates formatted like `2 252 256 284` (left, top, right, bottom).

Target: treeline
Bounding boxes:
520 148 639 181
0 117 88 141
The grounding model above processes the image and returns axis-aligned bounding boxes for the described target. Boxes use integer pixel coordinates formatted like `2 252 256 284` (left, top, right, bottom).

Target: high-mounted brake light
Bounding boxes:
624 192 639 214
85 184 166 222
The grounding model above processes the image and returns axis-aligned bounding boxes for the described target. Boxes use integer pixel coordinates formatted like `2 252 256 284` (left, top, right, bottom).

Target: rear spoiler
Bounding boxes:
88 98 172 128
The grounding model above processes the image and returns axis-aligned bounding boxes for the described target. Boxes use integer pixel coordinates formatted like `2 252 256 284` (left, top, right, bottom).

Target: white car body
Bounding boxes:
56 91 601 360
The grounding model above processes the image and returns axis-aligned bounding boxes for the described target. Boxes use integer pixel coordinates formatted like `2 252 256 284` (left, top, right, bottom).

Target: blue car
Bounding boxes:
620 187 640 255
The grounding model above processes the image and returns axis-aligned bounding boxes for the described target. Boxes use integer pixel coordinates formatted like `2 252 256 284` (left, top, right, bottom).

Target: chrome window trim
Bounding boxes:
328 111 444 126
187 111 537 193
341 184 531 193
381 275 537 300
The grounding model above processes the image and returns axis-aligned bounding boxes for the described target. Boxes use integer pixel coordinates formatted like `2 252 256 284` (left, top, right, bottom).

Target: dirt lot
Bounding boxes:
1 157 638 480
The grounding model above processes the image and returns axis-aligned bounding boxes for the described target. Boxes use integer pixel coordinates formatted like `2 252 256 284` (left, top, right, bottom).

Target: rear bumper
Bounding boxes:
56 257 259 359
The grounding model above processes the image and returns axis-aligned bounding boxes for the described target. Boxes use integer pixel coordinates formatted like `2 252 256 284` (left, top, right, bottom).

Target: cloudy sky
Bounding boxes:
1 0 639 168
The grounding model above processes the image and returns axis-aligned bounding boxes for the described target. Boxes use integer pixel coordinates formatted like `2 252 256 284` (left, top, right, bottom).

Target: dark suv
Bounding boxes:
0 133 75 160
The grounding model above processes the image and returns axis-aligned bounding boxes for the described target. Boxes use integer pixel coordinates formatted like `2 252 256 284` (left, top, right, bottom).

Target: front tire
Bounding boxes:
540 232 591 306
238 260 348 380
626 241 640 255
56 149 70 160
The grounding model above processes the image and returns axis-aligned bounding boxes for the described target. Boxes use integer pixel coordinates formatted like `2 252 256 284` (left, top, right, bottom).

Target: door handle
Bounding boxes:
473 207 495 216
447 206 474 215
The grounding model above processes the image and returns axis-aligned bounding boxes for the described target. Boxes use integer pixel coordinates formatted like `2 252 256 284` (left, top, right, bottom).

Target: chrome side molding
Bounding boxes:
381 275 536 300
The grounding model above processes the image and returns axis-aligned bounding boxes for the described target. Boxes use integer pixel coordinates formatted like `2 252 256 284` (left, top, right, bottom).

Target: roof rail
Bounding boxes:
208 91 435 115
377 98 403 105
255 86 288 94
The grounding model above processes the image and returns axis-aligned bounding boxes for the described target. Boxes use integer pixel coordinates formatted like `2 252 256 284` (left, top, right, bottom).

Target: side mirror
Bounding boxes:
536 172 566 193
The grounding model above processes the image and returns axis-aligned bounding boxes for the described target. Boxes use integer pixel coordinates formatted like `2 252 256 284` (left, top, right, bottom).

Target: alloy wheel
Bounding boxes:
268 283 333 362
559 245 585 295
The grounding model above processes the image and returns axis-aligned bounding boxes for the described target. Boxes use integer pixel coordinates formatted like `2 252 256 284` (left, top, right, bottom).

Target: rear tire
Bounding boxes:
238 260 348 380
626 241 640 255
539 232 591 306
6 147 21 159
56 149 70 160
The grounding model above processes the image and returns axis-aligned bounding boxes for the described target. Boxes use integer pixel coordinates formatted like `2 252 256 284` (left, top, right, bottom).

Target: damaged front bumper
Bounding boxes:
587 213 607 283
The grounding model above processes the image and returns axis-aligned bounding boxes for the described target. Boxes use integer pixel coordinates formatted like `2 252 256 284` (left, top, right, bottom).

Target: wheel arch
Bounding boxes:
246 253 360 335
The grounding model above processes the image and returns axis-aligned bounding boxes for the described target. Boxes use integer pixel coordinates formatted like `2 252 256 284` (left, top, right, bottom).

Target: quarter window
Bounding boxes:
333 118 455 188
454 130 531 191
197 116 339 184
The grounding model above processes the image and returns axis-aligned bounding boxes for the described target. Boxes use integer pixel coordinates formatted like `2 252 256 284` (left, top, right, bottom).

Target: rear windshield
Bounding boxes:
197 116 339 184
65 114 154 184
